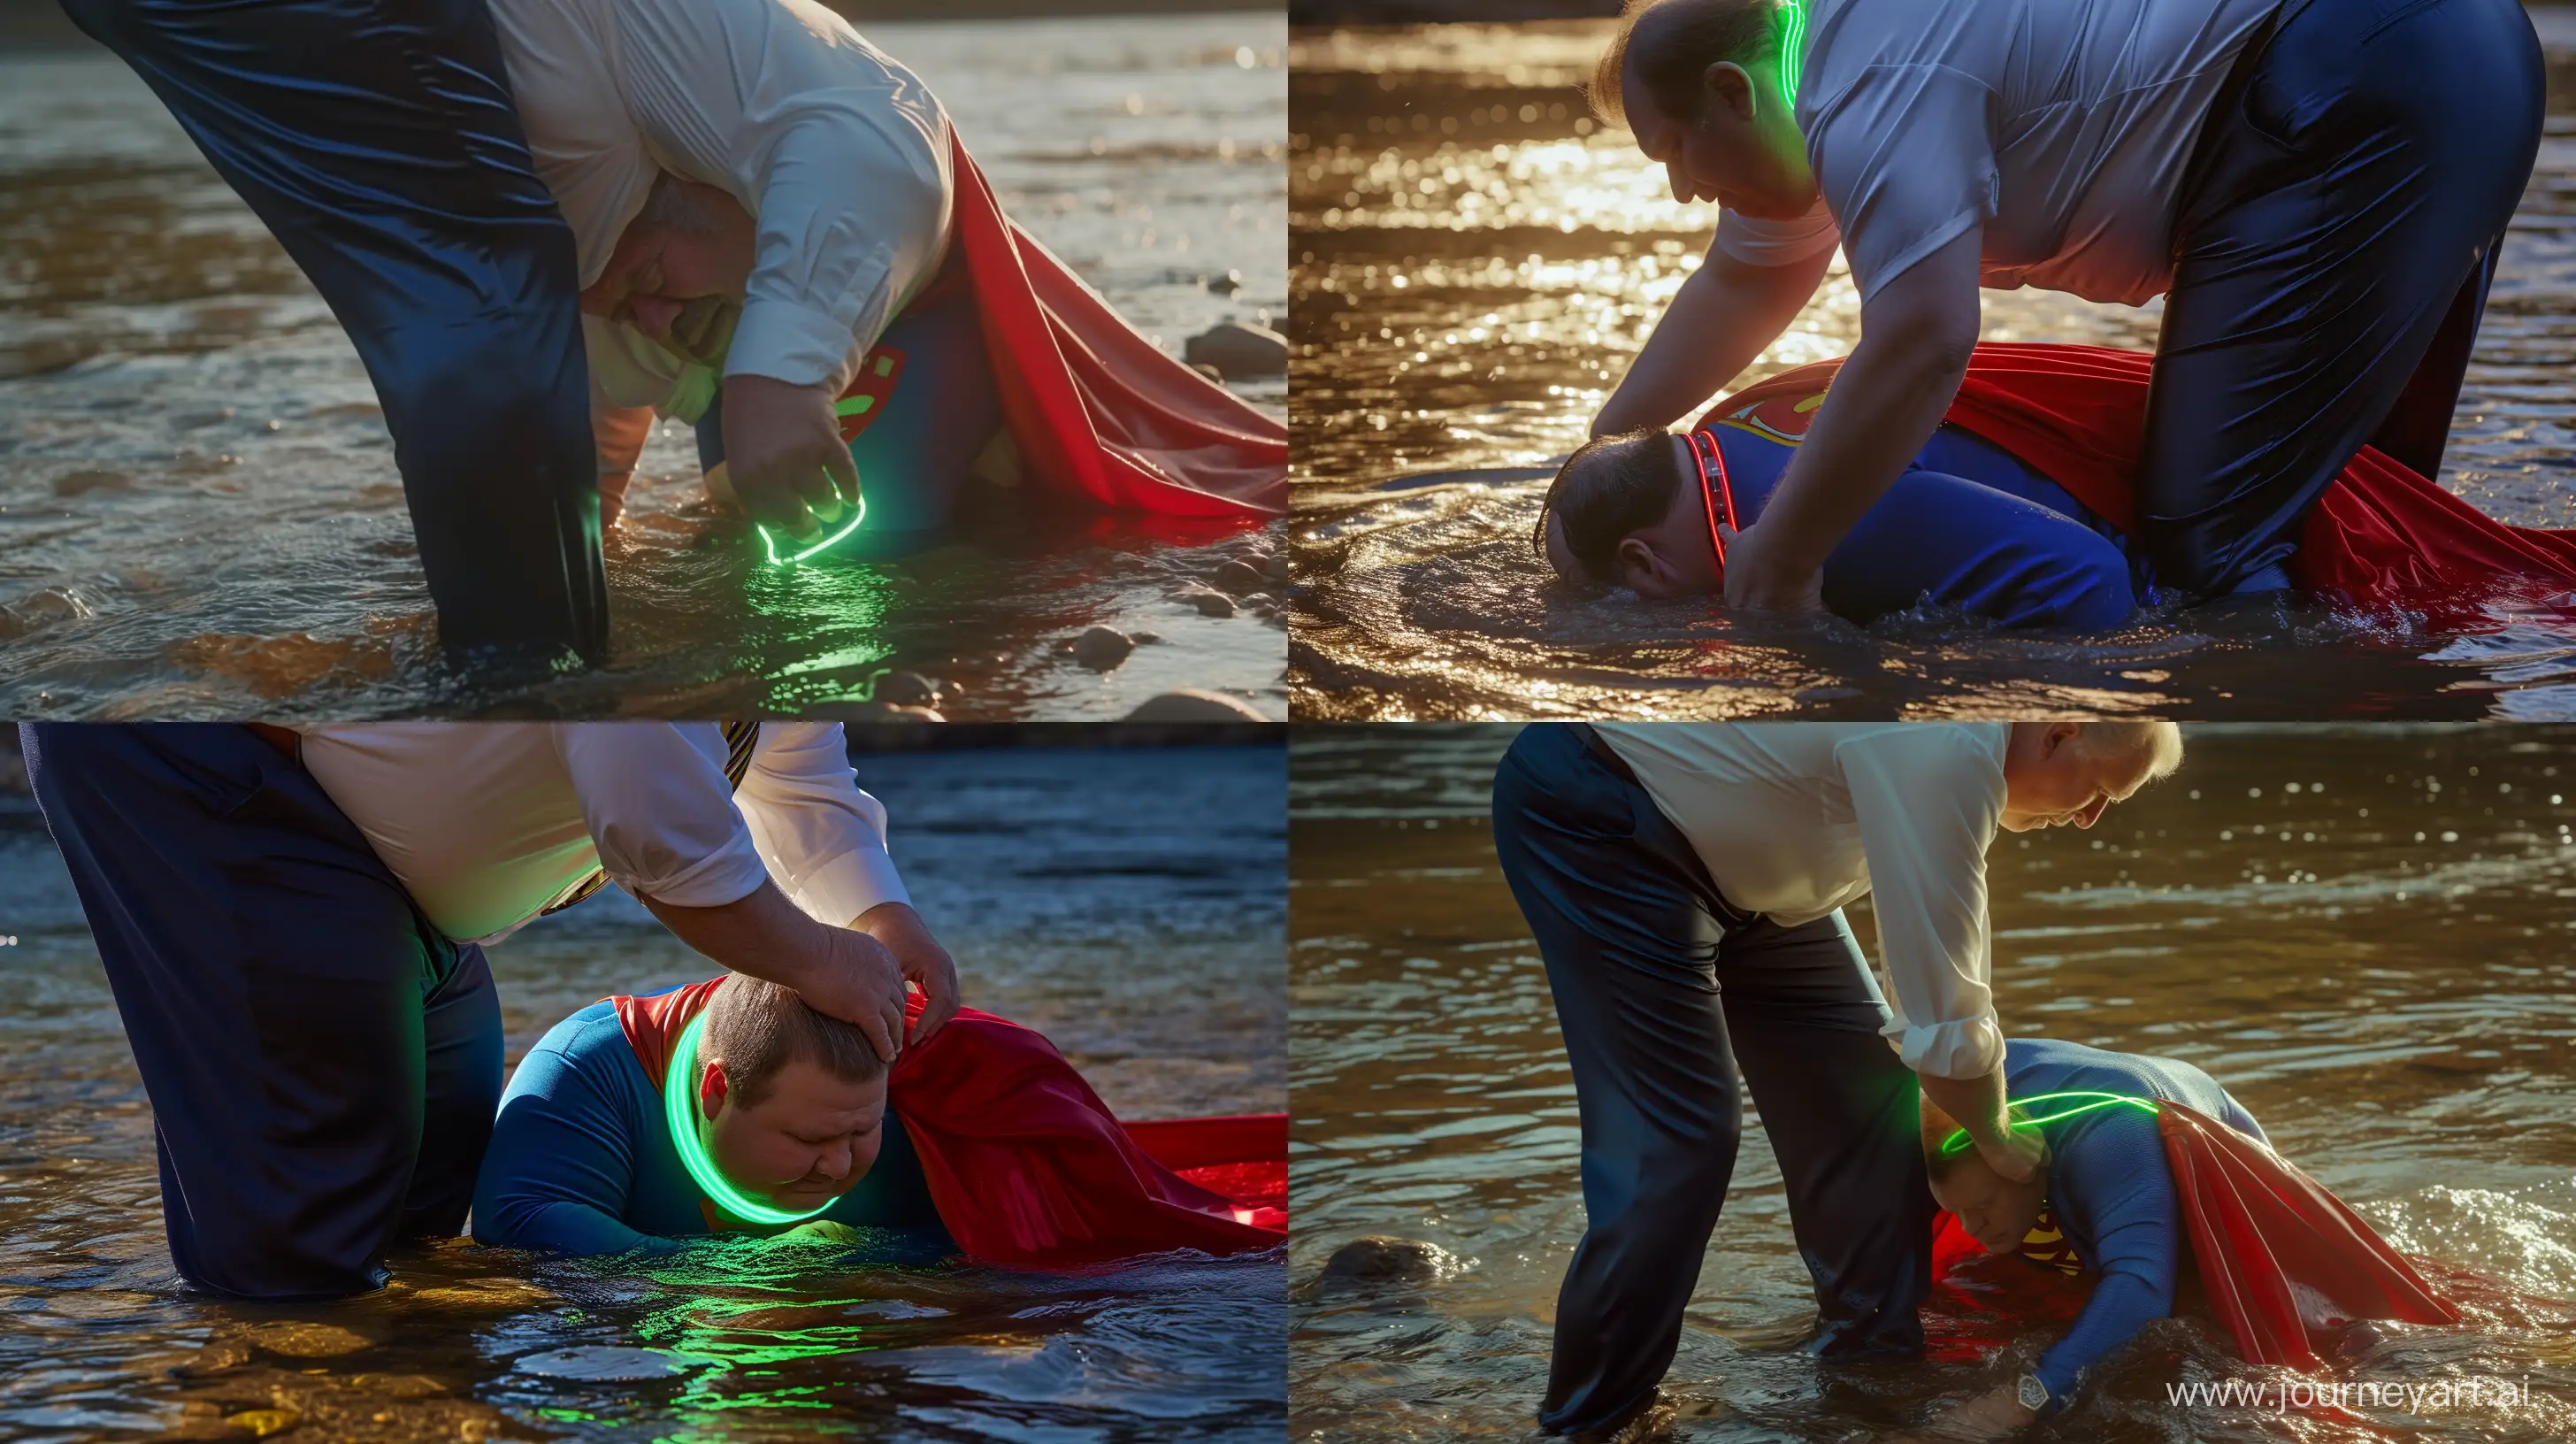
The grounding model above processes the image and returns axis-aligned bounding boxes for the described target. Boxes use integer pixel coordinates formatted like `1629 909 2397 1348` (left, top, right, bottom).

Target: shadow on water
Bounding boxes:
0 17 1288 721
0 744 1288 1441
1289 725 2576 1441
1286 13 2576 719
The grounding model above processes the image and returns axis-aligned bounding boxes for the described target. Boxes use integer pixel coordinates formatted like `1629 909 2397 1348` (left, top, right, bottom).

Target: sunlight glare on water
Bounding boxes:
1288 14 2576 721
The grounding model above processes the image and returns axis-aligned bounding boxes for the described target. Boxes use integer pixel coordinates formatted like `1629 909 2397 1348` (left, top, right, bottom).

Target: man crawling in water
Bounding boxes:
473 973 1284 1267
1537 343 2576 630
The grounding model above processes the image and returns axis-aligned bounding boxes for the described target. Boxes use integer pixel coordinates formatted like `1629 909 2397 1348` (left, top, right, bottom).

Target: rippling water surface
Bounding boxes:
1291 725 2576 1440
1288 12 2576 720
0 741 1287 1441
0 15 1287 720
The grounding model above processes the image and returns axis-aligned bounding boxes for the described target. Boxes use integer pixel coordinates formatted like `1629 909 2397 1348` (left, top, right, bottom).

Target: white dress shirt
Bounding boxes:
1593 722 2010 1080
491 0 955 416
297 722 910 946
1714 0 2280 306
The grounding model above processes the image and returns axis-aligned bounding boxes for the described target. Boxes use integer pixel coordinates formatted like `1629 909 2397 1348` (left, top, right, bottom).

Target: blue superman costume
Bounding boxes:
474 979 1287 1268
1576 343 2576 629
1929 1039 2457 1402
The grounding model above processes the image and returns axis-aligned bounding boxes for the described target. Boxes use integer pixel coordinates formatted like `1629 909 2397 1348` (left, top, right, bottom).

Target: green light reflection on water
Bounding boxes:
740 544 899 709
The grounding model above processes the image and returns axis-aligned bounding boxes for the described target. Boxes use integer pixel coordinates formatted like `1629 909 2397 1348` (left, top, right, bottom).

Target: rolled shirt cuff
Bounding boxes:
724 296 860 393
779 843 912 929
605 837 772 912
1890 1012 2005 1080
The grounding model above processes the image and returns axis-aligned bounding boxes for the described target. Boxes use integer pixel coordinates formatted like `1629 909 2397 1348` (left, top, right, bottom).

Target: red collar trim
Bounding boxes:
1688 428 1739 577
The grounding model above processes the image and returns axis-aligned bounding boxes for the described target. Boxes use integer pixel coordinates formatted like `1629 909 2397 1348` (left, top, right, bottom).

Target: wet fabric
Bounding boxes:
58 0 607 669
1928 1039 2455 1394
20 723 503 1298
694 252 1001 549
481 979 1289 1268
473 993 949 1256
1491 724 1936 1438
944 136 1286 518
1714 342 2576 620
1697 401 2140 629
2135 0 2544 595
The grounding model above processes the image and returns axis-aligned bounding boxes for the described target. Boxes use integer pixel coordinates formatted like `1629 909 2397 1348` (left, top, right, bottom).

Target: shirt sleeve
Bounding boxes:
605 0 954 396
2034 1112 2181 1400
555 723 773 909
472 1025 678 1256
1836 726 2005 1079
1809 62 1997 303
735 723 912 926
1710 196 1842 271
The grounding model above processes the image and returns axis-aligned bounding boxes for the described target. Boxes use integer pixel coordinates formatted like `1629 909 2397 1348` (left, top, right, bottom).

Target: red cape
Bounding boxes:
1704 343 2576 612
613 980 1288 1269
941 134 1284 518
1929 1100 2456 1371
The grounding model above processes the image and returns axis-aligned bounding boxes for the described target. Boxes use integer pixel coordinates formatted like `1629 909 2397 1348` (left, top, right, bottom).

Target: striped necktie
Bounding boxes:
540 721 763 917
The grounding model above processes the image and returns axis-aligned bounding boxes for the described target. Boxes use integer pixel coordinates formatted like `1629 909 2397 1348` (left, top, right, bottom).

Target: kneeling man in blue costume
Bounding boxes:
1907 1037 2456 1440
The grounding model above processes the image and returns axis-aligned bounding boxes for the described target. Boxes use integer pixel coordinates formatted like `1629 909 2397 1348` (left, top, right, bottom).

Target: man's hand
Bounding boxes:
719 373 856 539
639 880 908 1063
1918 1064 2042 1185
1716 521 1828 615
779 1218 862 1246
853 901 961 1047
1921 1384 2039 1441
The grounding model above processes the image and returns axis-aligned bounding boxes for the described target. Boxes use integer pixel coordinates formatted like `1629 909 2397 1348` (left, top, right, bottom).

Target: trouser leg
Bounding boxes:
1715 910 1936 1356
2132 0 2542 597
58 0 608 669
1492 724 1751 1437
22 723 497 1297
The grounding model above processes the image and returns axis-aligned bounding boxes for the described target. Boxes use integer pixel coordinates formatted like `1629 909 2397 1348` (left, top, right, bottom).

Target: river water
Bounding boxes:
0 14 1287 721
0 741 1287 1442
1290 724 2576 1441
1286 10 2576 721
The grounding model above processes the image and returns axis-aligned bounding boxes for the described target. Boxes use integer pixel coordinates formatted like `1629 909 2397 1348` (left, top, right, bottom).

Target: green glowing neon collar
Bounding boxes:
661 1013 836 1225
1937 1089 2159 1157
756 494 867 568
1777 0 1809 110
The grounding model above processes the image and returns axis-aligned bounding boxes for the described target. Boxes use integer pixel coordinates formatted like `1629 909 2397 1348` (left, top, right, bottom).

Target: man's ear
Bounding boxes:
2041 720 2082 758
698 1060 731 1122
1701 60 1757 122
1615 534 1669 595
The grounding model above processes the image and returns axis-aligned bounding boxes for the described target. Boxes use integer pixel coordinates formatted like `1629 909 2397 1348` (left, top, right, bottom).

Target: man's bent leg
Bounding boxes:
1493 725 1745 1437
58 0 607 668
22 724 487 1296
2133 0 2543 596
1718 911 1934 1357
405 944 502 1240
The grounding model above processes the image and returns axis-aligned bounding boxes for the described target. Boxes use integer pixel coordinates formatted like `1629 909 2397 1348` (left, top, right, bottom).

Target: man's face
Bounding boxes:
579 178 757 366
1999 725 2160 833
1622 56 1813 219
1930 1152 2049 1255
700 1056 889 1213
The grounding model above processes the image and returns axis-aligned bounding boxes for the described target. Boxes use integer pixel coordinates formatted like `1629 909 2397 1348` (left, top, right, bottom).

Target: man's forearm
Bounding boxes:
1592 250 1826 437
1748 315 1972 578
1918 1065 2012 1148
638 880 830 988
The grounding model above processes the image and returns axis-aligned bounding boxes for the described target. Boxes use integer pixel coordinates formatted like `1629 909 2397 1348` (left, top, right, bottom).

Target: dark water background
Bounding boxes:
0 15 1287 721
1291 724 2576 1440
1286 10 2576 721
0 741 1286 1442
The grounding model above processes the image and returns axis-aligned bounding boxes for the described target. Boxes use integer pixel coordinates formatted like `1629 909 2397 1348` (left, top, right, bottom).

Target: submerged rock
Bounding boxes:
1073 626 1135 671
1122 690 1268 722
1184 321 1287 379
1210 558 1265 595
1177 588 1236 618
876 671 941 708
1318 1235 1460 1288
